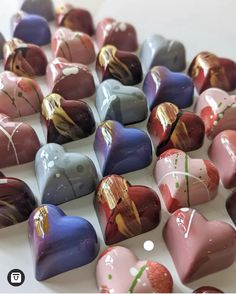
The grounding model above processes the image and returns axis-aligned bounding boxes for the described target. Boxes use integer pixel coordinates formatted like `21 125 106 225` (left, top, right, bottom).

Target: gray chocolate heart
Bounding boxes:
21 0 54 21
0 33 5 59
96 79 148 125
35 143 98 205
140 34 186 73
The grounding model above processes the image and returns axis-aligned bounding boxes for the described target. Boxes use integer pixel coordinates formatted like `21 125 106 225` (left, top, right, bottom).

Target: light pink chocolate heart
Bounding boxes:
96 246 173 293
46 57 95 100
163 208 236 283
51 27 96 65
154 149 219 213
195 88 236 139
0 71 43 118
208 130 236 188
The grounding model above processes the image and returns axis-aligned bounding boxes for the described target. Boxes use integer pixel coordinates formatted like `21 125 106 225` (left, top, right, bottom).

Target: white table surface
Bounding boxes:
0 0 235 293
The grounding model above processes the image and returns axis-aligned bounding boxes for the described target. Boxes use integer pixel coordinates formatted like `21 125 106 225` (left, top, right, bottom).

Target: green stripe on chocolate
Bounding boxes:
184 153 190 207
128 265 147 293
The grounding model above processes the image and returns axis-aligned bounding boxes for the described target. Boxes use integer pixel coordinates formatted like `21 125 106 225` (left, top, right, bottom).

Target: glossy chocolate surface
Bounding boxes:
96 18 138 52
51 28 95 65
96 246 173 293
147 102 205 155
226 189 236 225
46 57 95 100
41 93 95 145
96 79 148 125
195 88 236 139
140 34 186 72
154 149 219 213
0 173 37 228
55 4 95 36
94 175 161 245
94 120 152 176
0 71 43 118
0 32 5 59
194 286 224 293
3 38 48 77
143 66 194 110
163 208 236 283
12 11 51 46
35 143 98 205
28 204 99 281
0 113 40 168
96 45 143 85
21 0 54 21
208 130 236 189
188 52 236 94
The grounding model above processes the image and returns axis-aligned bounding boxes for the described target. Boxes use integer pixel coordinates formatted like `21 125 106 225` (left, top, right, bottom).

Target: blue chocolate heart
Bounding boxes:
12 12 51 46
143 66 194 110
94 120 152 176
28 205 100 281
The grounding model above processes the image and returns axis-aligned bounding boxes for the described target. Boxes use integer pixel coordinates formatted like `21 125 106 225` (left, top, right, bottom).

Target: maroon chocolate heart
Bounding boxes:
46 57 96 100
226 189 236 225
147 102 205 155
41 93 96 145
96 45 143 85
163 208 236 283
0 113 40 168
0 172 37 228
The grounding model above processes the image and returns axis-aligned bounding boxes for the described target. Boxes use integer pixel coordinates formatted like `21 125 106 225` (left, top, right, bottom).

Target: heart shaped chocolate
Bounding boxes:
41 93 96 145
208 130 236 188
46 57 95 100
147 102 205 155
96 246 173 293
35 143 98 205
143 66 194 110
96 45 143 85
154 149 219 213
0 113 40 168
163 207 236 283
0 71 43 118
51 28 95 65
96 18 138 52
0 173 37 229
94 120 152 176
96 79 148 125
140 34 186 72
29 204 99 281
94 174 161 245
12 11 51 46
195 88 236 139
21 0 54 21
188 52 236 94
226 189 236 226
0 32 5 59
55 4 95 36
194 287 224 293
3 38 48 77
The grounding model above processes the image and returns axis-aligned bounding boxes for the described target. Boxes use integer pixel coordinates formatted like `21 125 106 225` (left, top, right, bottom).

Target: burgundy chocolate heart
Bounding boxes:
0 113 40 168
163 208 236 283
47 57 95 100
226 189 236 226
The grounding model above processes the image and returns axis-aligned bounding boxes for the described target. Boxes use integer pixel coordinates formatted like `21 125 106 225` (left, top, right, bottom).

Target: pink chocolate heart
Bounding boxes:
195 88 236 139
154 149 219 213
96 246 173 293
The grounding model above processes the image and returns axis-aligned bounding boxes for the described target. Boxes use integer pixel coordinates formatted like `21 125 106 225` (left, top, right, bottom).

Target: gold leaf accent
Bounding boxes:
34 206 49 238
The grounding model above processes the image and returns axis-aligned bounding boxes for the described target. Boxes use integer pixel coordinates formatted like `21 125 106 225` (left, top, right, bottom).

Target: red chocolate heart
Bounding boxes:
96 45 143 85
96 246 173 293
51 27 95 65
208 130 236 188
94 174 161 245
0 113 40 168
46 57 95 100
96 18 138 52
163 208 236 283
41 93 95 145
188 52 236 94
154 149 219 213
0 71 43 118
55 4 94 36
3 38 48 77
147 102 205 155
